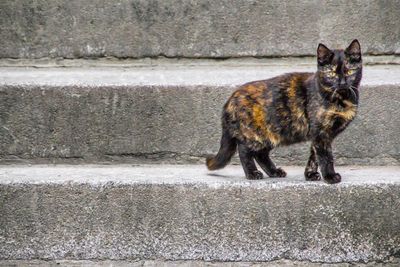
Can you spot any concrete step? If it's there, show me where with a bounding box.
[1,164,400,262]
[1,0,399,59]
[0,60,399,165]
[1,259,400,267]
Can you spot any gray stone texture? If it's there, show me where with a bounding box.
[1,259,400,267]
[1,0,400,59]
[0,64,399,165]
[1,165,400,262]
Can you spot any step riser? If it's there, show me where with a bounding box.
[1,0,399,59]
[1,181,399,262]
[0,84,399,165]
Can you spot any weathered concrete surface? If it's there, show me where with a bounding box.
[1,259,400,267]
[0,63,399,165]
[1,56,400,68]
[0,0,399,59]
[0,165,400,262]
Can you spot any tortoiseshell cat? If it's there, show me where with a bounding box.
[206,40,362,184]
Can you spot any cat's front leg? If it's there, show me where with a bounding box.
[313,140,341,184]
[304,145,321,181]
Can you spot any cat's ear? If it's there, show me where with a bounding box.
[317,43,333,65]
[345,39,361,62]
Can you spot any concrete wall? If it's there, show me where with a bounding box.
[0,83,399,165]
[1,0,399,59]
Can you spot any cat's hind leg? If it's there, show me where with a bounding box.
[238,143,263,180]
[304,145,321,181]
[254,147,286,178]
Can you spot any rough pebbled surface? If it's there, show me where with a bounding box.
[0,64,399,165]
[1,259,400,266]
[0,165,400,262]
[0,0,399,59]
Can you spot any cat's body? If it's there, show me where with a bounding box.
[206,40,362,184]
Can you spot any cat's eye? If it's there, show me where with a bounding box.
[320,66,337,78]
[325,71,336,78]
[345,69,357,75]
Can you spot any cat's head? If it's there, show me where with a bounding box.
[316,39,362,98]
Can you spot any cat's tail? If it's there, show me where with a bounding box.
[206,127,237,170]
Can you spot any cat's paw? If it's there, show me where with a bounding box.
[324,173,341,184]
[246,170,264,180]
[271,168,287,178]
[305,171,321,181]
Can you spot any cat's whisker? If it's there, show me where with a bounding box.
[349,86,358,101]
[350,89,356,101]
[331,87,338,101]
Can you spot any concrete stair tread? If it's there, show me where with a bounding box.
[1,63,400,87]
[1,164,400,186]
[1,164,400,262]
[1,59,399,165]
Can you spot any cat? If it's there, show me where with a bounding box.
[206,40,362,184]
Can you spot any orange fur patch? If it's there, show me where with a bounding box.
[318,100,357,128]
[252,105,281,146]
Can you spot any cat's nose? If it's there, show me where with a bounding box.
[339,79,346,88]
